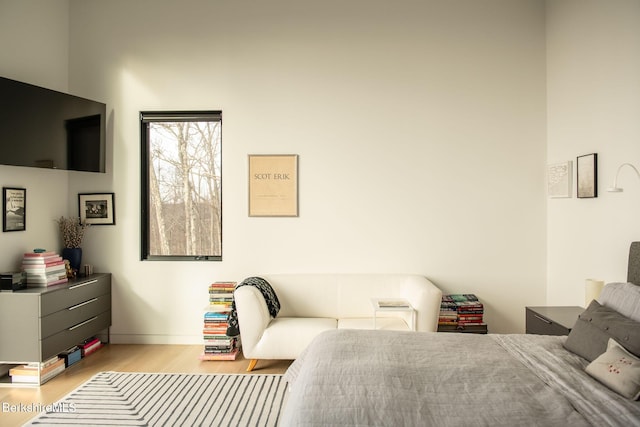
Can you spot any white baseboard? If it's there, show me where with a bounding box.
[110,334,203,345]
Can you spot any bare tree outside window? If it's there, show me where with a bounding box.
[141,111,222,260]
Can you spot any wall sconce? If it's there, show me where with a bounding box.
[607,163,640,192]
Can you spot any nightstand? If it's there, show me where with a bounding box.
[525,306,584,336]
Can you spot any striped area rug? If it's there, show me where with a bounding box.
[26,372,288,426]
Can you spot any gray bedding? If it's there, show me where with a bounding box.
[281,329,640,426]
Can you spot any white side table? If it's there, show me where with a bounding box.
[370,298,416,331]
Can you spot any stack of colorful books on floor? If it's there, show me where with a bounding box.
[439,294,486,327]
[8,337,103,384]
[21,251,68,287]
[59,345,82,368]
[8,355,65,384]
[201,281,239,361]
[80,336,103,357]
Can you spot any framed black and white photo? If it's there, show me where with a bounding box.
[577,153,598,198]
[79,192,115,225]
[3,187,26,232]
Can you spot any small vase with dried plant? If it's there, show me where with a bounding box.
[56,216,90,248]
[56,216,90,276]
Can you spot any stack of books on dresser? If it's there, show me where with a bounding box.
[439,294,486,329]
[21,251,68,287]
[200,281,239,361]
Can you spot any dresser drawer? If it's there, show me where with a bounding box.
[40,310,111,360]
[41,275,110,316]
[40,293,111,339]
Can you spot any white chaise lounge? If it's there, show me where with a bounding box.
[233,274,442,371]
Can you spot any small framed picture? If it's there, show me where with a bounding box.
[577,153,598,198]
[3,187,26,232]
[547,161,572,198]
[78,192,115,225]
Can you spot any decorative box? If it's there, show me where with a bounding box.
[0,272,25,291]
[60,346,82,367]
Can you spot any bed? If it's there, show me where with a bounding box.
[280,243,640,426]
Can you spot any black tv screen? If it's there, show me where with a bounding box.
[0,76,106,172]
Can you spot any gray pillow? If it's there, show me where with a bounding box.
[599,282,640,322]
[563,300,640,362]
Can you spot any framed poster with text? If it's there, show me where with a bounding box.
[3,187,26,232]
[248,154,298,217]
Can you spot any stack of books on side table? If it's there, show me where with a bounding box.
[438,294,487,334]
[200,281,240,361]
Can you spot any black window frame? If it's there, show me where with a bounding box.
[140,110,222,261]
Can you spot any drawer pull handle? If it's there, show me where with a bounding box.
[534,314,552,325]
[68,316,97,330]
[69,279,98,290]
[68,298,98,311]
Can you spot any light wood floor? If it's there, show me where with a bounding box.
[0,344,292,426]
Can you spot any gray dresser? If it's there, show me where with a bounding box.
[0,273,111,385]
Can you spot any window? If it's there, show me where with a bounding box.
[140,111,222,260]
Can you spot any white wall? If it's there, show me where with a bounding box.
[0,0,69,91]
[546,0,640,306]
[3,0,548,342]
[0,0,72,270]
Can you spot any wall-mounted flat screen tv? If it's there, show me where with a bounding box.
[0,76,106,172]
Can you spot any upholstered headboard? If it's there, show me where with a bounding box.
[627,241,640,285]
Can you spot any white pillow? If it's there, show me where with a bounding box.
[585,338,640,400]
[599,282,640,323]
